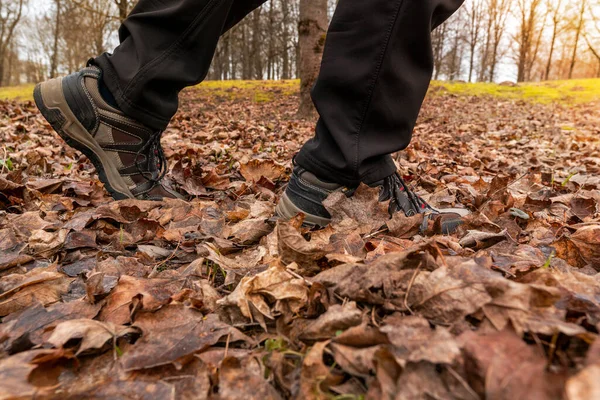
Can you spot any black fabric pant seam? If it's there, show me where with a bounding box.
[121,0,224,117]
[123,0,220,95]
[352,0,405,176]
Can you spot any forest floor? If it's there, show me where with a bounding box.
[0,79,599,399]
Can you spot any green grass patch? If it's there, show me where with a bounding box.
[0,84,35,102]
[0,78,598,105]
[191,79,299,102]
[430,78,600,105]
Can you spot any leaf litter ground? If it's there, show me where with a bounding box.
[0,82,600,399]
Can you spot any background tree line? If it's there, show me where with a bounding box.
[1,0,600,89]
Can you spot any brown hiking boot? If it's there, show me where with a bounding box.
[34,65,182,201]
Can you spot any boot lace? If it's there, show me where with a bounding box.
[380,173,437,217]
[134,131,168,184]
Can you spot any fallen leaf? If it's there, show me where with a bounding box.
[299,302,362,341]
[323,184,389,234]
[47,319,141,355]
[217,356,283,400]
[459,229,507,249]
[277,221,332,275]
[554,225,600,270]
[381,315,461,365]
[98,276,185,324]
[0,349,66,400]
[0,299,101,354]
[122,306,249,370]
[298,341,343,400]
[240,159,286,182]
[460,329,567,399]
[217,263,308,328]
[0,266,73,317]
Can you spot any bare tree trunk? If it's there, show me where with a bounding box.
[545,20,557,78]
[0,0,24,87]
[266,0,274,80]
[251,7,263,80]
[487,0,509,82]
[516,0,542,82]
[6,45,15,86]
[281,0,290,79]
[584,34,600,78]
[49,0,62,78]
[466,1,483,82]
[478,15,492,82]
[297,0,327,118]
[526,8,548,81]
[432,22,447,80]
[241,22,251,79]
[568,0,586,79]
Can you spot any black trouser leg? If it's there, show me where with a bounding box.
[94,0,267,130]
[295,0,464,186]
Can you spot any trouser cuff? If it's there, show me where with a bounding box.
[93,54,171,131]
[295,149,398,187]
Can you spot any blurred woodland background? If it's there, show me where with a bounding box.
[0,0,599,88]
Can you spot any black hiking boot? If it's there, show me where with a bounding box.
[276,166,469,234]
[276,165,352,227]
[34,64,182,201]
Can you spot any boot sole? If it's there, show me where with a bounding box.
[275,192,331,227]
[34,79,135,200]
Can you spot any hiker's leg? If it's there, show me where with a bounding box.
[94,0,267,131]
[295,0,465,187]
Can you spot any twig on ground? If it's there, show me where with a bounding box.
[446,366,480,400]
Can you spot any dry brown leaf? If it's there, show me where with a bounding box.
[217,356,283,400]
[227,218,274,245]
[386,212,425,238]
[59,378,176,400]
[47,319,141,355]
[407,264,493,324]
[122,305,250,370]
[97,276,185,325]
[459,229,507,249]
[554,225,600,270]
[240,159,286,183]
[0,266,73,317]
[297,341,344,400]
[323,184,389,233]
[0,349,66,400]
[0,299,102,354]
[277,221,332,276]
[299,302,363,341]
[381,315,461,365]
[460,329,567,399]
[217,263,308,327]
